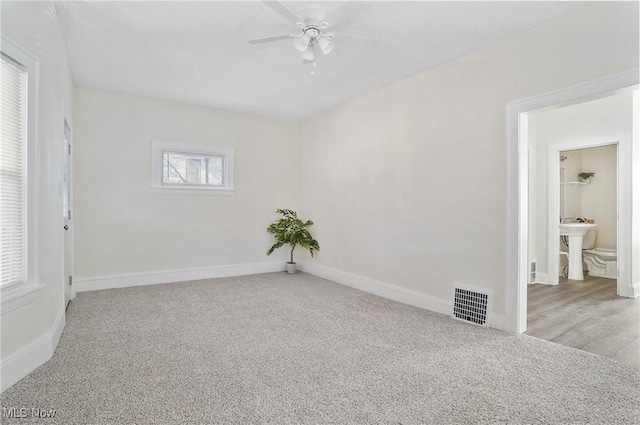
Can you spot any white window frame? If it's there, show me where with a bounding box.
[151,140,234,196]
[1,38,43,315]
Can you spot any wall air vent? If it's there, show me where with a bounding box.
[453,284,490,326]
[530,261,537,283]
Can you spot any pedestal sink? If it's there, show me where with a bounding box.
[559,223,598,280]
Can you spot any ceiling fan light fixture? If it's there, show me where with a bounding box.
[306,28,320,39]
[301,44,315,61]
[248,1,372,70]
[293,33,310,52]
[317,36,334,55]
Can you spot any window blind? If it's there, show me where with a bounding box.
[1,53,27,288]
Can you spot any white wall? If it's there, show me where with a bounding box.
[580,145,618,249]
[73,89,298,284]
[1,0,74,379]
[559,150,583,221]
[297,2,638,325]
[530,92,632,281]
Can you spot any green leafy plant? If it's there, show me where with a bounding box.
[266,209,319,264]
[579,172,595,180]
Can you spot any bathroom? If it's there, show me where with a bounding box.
[522,88,638,364]
[558,145,617,281]
[526,90,634,290]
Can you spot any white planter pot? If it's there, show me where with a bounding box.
[286,262,297,274]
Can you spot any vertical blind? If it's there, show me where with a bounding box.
[1,53,27,288]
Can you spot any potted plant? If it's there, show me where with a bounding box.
[578,172,594,183]
[266,209,320,273]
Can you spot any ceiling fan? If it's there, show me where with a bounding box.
[248,1,372,73]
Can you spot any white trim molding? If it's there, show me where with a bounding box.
[299,262,451,316]
[1,306,65,393]
[300,262,510,332]
[1,283,45,315]
[75,261,286,292]
[506,69,639,334]
[534,272,550,285]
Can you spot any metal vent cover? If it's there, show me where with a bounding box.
[530,261,537,283]
[453,285,490,326]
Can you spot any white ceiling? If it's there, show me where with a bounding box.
[55,1,584,122]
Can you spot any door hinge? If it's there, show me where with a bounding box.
[68,144,71,154]
[68,210,71,220]
[68,276,72,286]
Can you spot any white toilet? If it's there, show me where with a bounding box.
[582,229,617,279]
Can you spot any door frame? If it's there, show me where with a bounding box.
[62,114,75,304]
[546,138,630,297]
[506,69,639,334]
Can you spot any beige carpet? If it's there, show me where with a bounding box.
[2,272,639,424]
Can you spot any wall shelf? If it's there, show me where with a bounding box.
[561,181,590,185]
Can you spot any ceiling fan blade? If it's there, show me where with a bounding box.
[330,31,374,41]
[324,0,368,29]
[248,34,294,44]
[263,1,305,25]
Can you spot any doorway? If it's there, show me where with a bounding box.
[63,118,73,307]
[546,140,625,293]
[506,71,639,334]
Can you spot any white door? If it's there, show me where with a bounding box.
[63,119,73,307]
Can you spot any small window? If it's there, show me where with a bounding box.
[151,140,234,195]
[162,152,225,187]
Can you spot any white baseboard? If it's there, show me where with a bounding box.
[533,272,554,285]
[631,281,640,298]
[299,262,510,332]
[75,261,286,293]
[539,272,550,282]
[299,262,452,316]
[1,306,65,393]
[51,304,65,350]
[490,314,508,331]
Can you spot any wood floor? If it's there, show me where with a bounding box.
[526,275,640,367]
